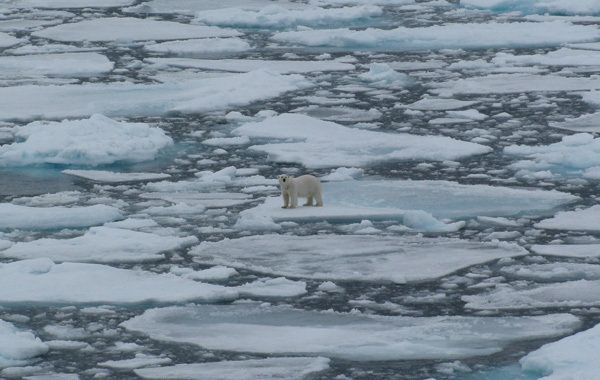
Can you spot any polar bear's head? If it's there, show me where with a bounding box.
[278,174,293,189]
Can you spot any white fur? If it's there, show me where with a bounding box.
[278,174,323,208]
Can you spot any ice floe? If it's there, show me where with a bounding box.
[124,0,305,15]
[0,32,22,48]
[0,203,122,230]
[98,354,172,370]
[134,357,331,380]
[551,112,600,133]
[272,21,600,50]
[532,244,600,258]
[122,304,580,360]
[505,133,600,179]
[144,38,250,56]
[62,170,170,183]
[191,234,526,283]
[500,263,600,282]
[194,4,382,28]
[358,63,412,88]
[535,205,600,231]
[463,279,600,310]
[0,53,113,79]
[0,258,236,305]
[146,58,355,74]
[6,0,135,8]
[405,97,479,111]
[32,17,240,42]
[0,71,310,121]
[493,48,600,67]
[520,322,600,380]
[462,0,600,15]
[0,320,48,368]
[1,226,197,263]
[232,113,491,168]
[0,114,173,166]
[139,191,252,209]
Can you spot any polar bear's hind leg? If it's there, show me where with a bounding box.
[304,195,314,206]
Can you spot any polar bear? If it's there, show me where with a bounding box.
[278,174,323,208]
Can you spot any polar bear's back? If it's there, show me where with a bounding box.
[293,174,321,196]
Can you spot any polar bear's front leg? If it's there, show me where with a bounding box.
[282,192,289,208]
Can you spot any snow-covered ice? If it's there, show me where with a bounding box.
[0,320,48,368]
[272,21,600,50]
[134,357,331,380]
[0,53,113,78]
[0,203,122,230]
[550,112,600,133]
[1,226,197,263]
[493,48,600,67]
[404,97,479,111]
[123,0,305,15]
[0,258,237,304]
[6,0,135,8]
[500,263,600,282]
[0,114,173,166]
[144,38,251,56]
[531,244,600,258]
[535,205,600,231]
[358,63,412,88]
[233,113,491,168]
[461,0,600,15]
[0,71,310,121]
[122,304,580,361]
[191,234,526,283]
[62,170,170,183]
[32,17,240,42]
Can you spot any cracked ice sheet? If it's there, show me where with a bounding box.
[0,320,48,368]
[121,304,580,361]
[194,4,383,28]
[463,279,600,310]
[272,21,600,51]
[432,73,600,96]
[0,115,173,167]
[0,226,198,263]
[0,204,122,230]
[535,205,600,231]
[0,71,310,121]
[191,235,526,284]
[0,32,23,48]
[134,357,330,380]
[550,112,600,133]
[232,114,491,168]
[146,58,355,74]
[520,322,600,380]
[0,53,113,79]
[0,258,237,305]
[238,180,577,226]
[32,17,240,42]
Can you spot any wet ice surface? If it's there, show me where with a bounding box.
[2,1,600,379]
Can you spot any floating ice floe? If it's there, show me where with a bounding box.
[404,97,479,111]
[237,277,307,298]
[432,73,600,96]
[0,32,22,48]
[520,322,600,380]
[0,320,48,368]
[358,63,412,88]
[144,38,251,56]
[463,279,600,310]
[62,170,170,183]
[0,226,198,263]
[550,112,600,133]
[6,0,136,8]
[134,357,331,380]
[531,244,600,258]
[235,180,577,229]
[500,263,600,282]
[0,203,122,230]
[0,53,113,79]
[292,105,382,122]
[272,21,600,50]
[121,304,580,361]
[232,113,491,168]
[0,115,173,166]
[124,0,305,15]
[493,48,600,67]
[0,70,310,121]
[32,17,240,42]
[461,0,600,16]
[535,205,600,231]
[0,258,237,305]
[98,354,172,370]
[191,234,526,283]
[139,192,252,208]
[194,4,382,28]
[146,58,355,74]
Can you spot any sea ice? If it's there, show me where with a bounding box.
[6,0,135,8]
[232,113,491,168]
[531,244,600,258]
[121,304,580,360]
[237,277,307,298]
[32,17,240,42]
[0,32,22,48]
[0,203,122,230]
[358,63,412,88]
[98,354,172,370]
[462,0,600,15]
[0,53,113,79]
[520,322,600,380]
[550,113,600,133]
[144,38,251,56]
[62,170,170,183]
[0,70,310,121]
[139,191,252,208]
[0,320,48,368]
[500,263,600,282]
[194,4,382,28]
[0,114,173,166]
[493,48,600,67]
[134,357,331,380]
[146,58,355,74]
[535,205,600,231]
[0,258,237,304]
[404,98,479,111]
[272,21,600,50]
[1,226,197,263]
[124,0,305,15]
[191,234,526,283]
[463,279,600,310]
